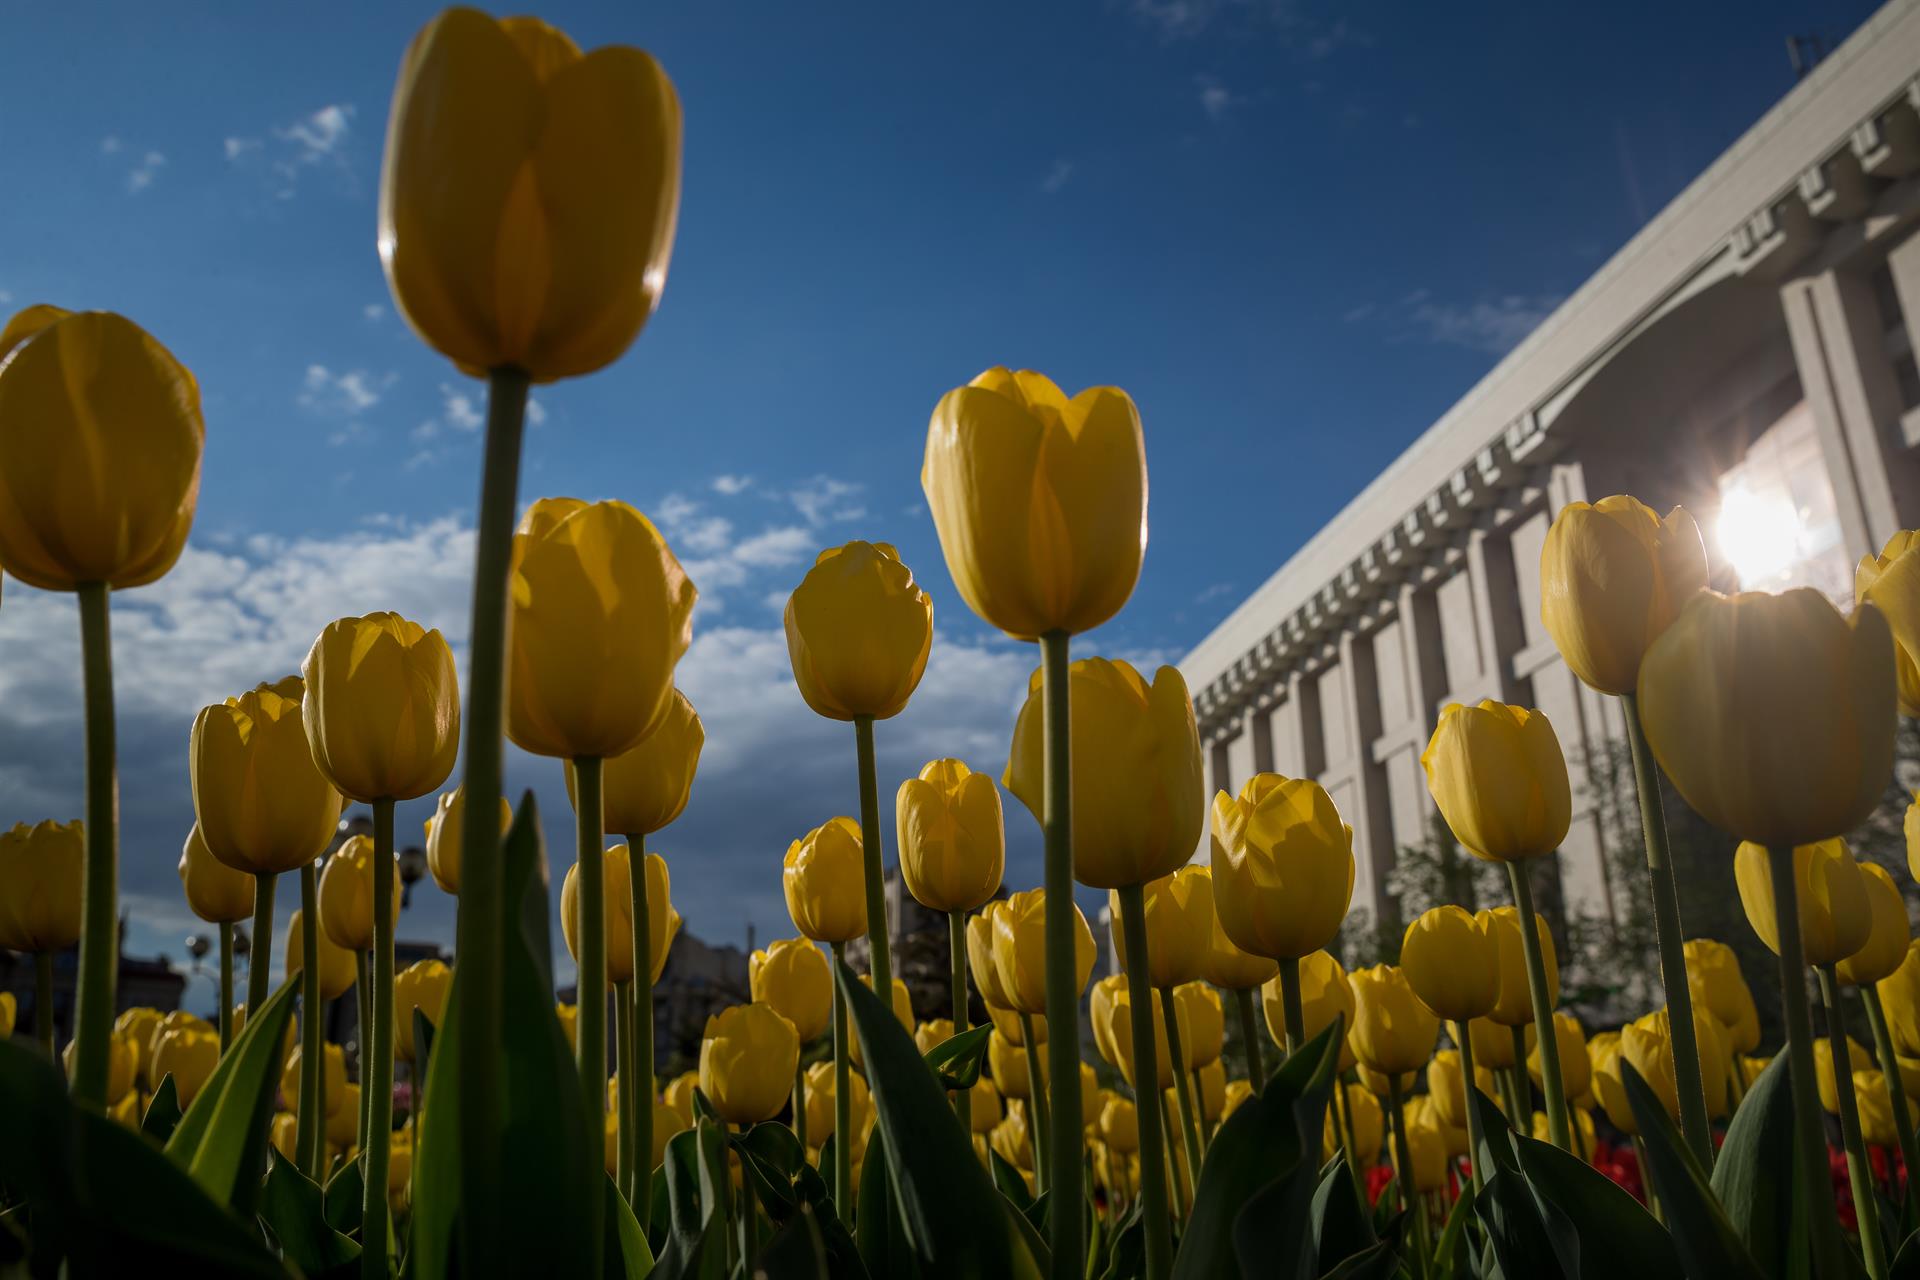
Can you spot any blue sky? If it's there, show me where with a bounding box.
[0,0,1879,1012]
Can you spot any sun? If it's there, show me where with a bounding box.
[1714,487,1803,588]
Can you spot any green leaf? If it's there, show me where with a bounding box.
[1621,1057,1765,1280]
[856,1125,920,1278]
[1309,1155,1378,1271]
[663,1128,707,1246]
[604,1171,654,1279]
[1097,1203,1147,1280]
[1003,1189,1053,1275]
[735,1119,806,1178]
[407,794,600,1280]
[991,1151,1035,1213]
[1891,1229,1920,1280]
[792,1160,871,1279]
[648,1211,726,1280]
[413,1005,435,1085]
[1713,1056,1808,1280]
[141,1073,182,1144]
[756,1202,830,1280]
[1320,1238,1400,1280]
[1431,1179,1477,1278]
[163,973,299,1210]
[324,1156,364,1236]
[1463,1083,1561,1278]
[836,958,1033,1276]
[1513,1132,1681,1276]
[920,1023,992,1090]
[261,1148,361,1275]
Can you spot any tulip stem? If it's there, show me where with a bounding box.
[1631,1135,1661,1220]
[1159,1093,1188,1214]
[1862,986,1920,1218]
[949,909,972,1134]
[739,1123,759,1265]
[1190,1070,1210,1155]
[1038,630,1086,1274]
[1019,1011,1052,1193]
[628,830,655,1228]
[1235,987,1266,1091]
[793,1060,808,1151]
[1159,987,1205,1185]
[1769,844,1849,1280]
[298,862,323,1181]
[614,978,633,1202]
[453,365,531,1258]
[1820,968,1887,1279]
[35,952,53,1056]
[247,872,277,1032]
[1496,1064,1523,1132]
[1115,882,1172,1280]
[574,757,609,1129]
[1504,862,1569,1151]
[1277,956,1305,1055]
[362,798,396,1280]
[355,949,371,1152]
[1386,1076,1419,1273]
[1336,1076,1365,1201]
[218,923,235,1053]
[831,940,852,1211]
[70,580,117,1111]
[1509,1028,1533,1120]
[1619,693,1714,1169]
[1453,1022,1485,1195]
[851,717,892,1004]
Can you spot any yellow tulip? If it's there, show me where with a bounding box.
[915,1019,955,1054]
[0,306,202,590]
[328,1084,361,1151]
[191,677,345,875]
[575,688,703,839]
[783,817,867,943]
[1469,1015,1533,1069]
[989,1028,1047,1099]
[1879,941,1920,1057]
[1815,1035,1875,1112]
[968,903,1015,1009]
[970,1077,1004,1133]
[1098,1091,1139,1153]
[1857,530,1920,716]
[281,1042,347,1117]
[1426,1049,1495,1132]
[1734,838,1872,968]
[387,1131,413,1212]
[115,1008,163,1089]
[1854,1069,1902,1147]
[151,1025,220,1107]
[0,820,83,952]
[802,1059,870,1140]
[749,938,832,1044]
[896,759,1004,914]
[506,496,696,759]
[1908,797,1920,885]
[784,542,933,721]
[1211,775,1354,959]
[1838,862,1911,987]
[563,844,679,985]
[1173,982,1224,1068]
[1622,1007,1728,1121]
[394,959,452,1060]
[1530,1106,1597,1163]
[1090,977,1187,1092]
[556,1001,578,1050]
[1349,965,1440,1077]
[64,1033,137,1105]
[699,1003,799,1125]
[1265,950,1356,1066]
[1108,866,1211,989]
[922,367,1146,640]
[850,974,913,1070]
[1638,588,1895,847]
[318,834,401,952]
[286,907,356,1002]
[178,822,254,925]
[1405,1111,1451,1192]
[991,1103,1034,1171]
[0,993,13,1040]
[1479,907,1558,1027]
[1400,905,1499,1022]
[1089,974,1125,1067]
[1538,496,1708,695]
[1525,1011,1590,1101]
[1191,865,1278,989]
[1682,939,1760,1055]
[1220,1079,1254,1124]
[1004,658,1202,890]
[378,9,681,381]
[988,1002,1045,1047]
[423,785,514,895]
[1421,702,1571,863]
[663,1070,698,1127]
[650,1097,688,1170]
[1323,1084,1383,1165]
[991,887,1096,1016]
[1588,1031,1635,1135]
[272,1113,299,1163]
[301,612,459,803]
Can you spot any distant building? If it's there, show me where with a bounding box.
[0,918,186,1047]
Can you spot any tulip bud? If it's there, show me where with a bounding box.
[272,1113,300,1164]
[1539,496,1708,695]
[1479,906,1558,1027]
[423,785,514,896]
[1182,1057,1227,1123]
[328,1083,361,1151]
[282,1042,348,1117]
[577,688,703,839]
[1421,701,1572,863]
[379,10,682,381]
[1349,964,1440,1077]
[1526,1011,1591,1101]
[1622,1006,1728,1122]
[1098,1091,1139,1153]
[1682,938,1761,1054]
[987,1001,1046,1047]
[1815,1035,1876,1113]
[152,1024,220,1107]
[922,367,1147,640]
[896,758,1004,914]
[650,1097,688,1171]
[1588,1031,1635,1135]
[178,823,254,925]
[749,938,832,1044]
[192,677,345,875]
[849,974,913,1070]
[1405,1111,1451,1192]
[991,888,1096,1016]
[0,307,203,590]
[1191,865,1278,990]
[970,1077,1005,1133]
[1838,862,1911,987]
[1468,1015,1533,1070]
[115,1008,164,1089]
[1221,1079,1254,1124]
[988,1027,1047,1099]
[1264,950,1356,1068]
[1426,1049,1493,1132]
[663,1071,699,1127]
[286,907,357,1002]
[1853,1069,1902,1147]
[803,1059,870,1141]
[1108,867,1211,989]
[1400,905,1499,1022]
[1090,975,1187,1092]
[1638,588,1895,847]
[302,612,460,803]
[1879,941,1920,1058]
[990,1103,1034,1171]
[915,1019,955,1055]
[394,958,452,1060]
[319,834,401,952]
[1173,982,1225,1069]
[1322,1085,1383,1165]
[699,1002,799,1126]
[1734,838,1872,968]
[0,820,83,953]
[64,1033,137,1105]
[1857,530,1920,716]
[783,817,867,944]
[563,844,679,985]
[784,542,933,721]
[1211,776,1354,960]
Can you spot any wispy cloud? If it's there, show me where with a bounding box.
[299,366,393,443]
[788,475,866,526]
[223,136,261,162]
[713,474,754,496]
[100,136,122,155]
[226,103,355,198]
[277,104,352,163]
[1041,159,1075,195]
[1196,74,1238,121]
[126,150,167,194]
[363,303,385,322]
[1125,0,1370,59]
[1348,289,1564,356]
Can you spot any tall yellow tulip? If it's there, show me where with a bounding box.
[784,541,933,722]
[750,939,832,1044]
[1421,702,1571,863]
[152,1024,220,1108]
[1622,1008,1728,1123]
[1191,862,1279,1085]
[1092,978,1188,1093]
[1349,965,1440,1078]
[562,844,679,986]
[319,835,401,953]
[1538,496,1707,696]
[1174,982,1224,1068]
[1108,868,1210,991]
[783,818,868,944]
[1209,777,1355,962]
[178,822,253,926]
[192,677,344,878]
[1479,907,1559,1027]
[699,1003,799,1126]
[896,759,1004,914]
[302,612,460,804]
[992,889,1096,1016]
[1401,906,1498,1024]
[422,786,513,896]
[395,959,452,1062]
[577,687,703,840]
[1857,530,1920,716]
[1734,838,1872,968]
[286,908,355,1002]
[0,820,82,1054]
[1838,862,1910,988]
[1683,939,1760,1054]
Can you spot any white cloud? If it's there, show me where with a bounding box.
[363,303,385,322]
[100,136,123,155]
[224,136,261,162]
[1041,159,1074,195]
[788,476,865,526]
[1196,75,1237,121]
[713,474,753,496]
[126,151,167,194]
[229,103,356,197]
[298,365,391,421]
[0,290,12,306]
[277,104,353,164]
[1394,290,1564,355]
[439,382,483,432]
[526,398,548,427]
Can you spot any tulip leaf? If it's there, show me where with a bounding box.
[1711,1055,1806,1278]
[991,1150,1034,1212]
[738,1141,800,1222]
[1431,1178,1477,1278]
[856,1125,920,1278]
[413,1006,436,1084]
[835,958,1033,1276]
[1891,1229,1920,1280]
[1319,1238,1400,1280]
[1172,1014,1341,1280]
[407,793,600,1280]
[755,1201,830,1280]
[141,1073,183,1144]
[1512,1131,1682,1277]
[604,1171,655,1280]
[1003,1188,1054,1275]
[690,1084,722,1127]
[664,1127,707,1244]
[920,1024,992,1090]
[734,1119,806,1180]
[1310,1155,1380,1272]
[324,1156,363,1235]
[1096,1202,1146,1280]
[1621,1059,1765,1280]
[163,973,299,1211]
[647,1211,726,1280]
[1465,1088,1559,1279]
[261,1148,361,1275]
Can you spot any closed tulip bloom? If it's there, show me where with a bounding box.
[146,1011,213,1081]
[783,817,867,943]
[1539,496,1708,695]
[328,1084,361,1151]
[1858,531,1920,716]
[1854,1070,1902,1147]
[1838,862,1910,987]
[192,677,344,875]
[699,1002,799,1125]
[1108,866,1211,989]
[178,822,254,925]
[1265,950,1357,1067]
[1470,1016,1534,1069]
[1099,1092,1139,1153]
[1174,982,1225,1068]
[663,1071,698,1127]
[1682,938,1761,1054]
[1404,1113,1451,1193]
[1638,589,1896,847]
[650,1098,687,1170]
[378,10,681,381]
[1588,1031,1636,1135]
[575,688,703,838]
[1815,1035,1876,1113]
[992,887,1096,1016]
[555,1001,578,1050]
[115,1008,164,1089]
[850,974,913,1070]
[915,1019,955,1054]
[922,367,1147,640]
[319,834,401,952]
[1211,775,1355,960]
[286,908,356,1002]
[896,758,1004,913]
[803,1060,870,1140]
[152,1025,220,1107]
[749,938,832,1043]
[64,1033,137,1106]
[1734,838,1872,968]
[1092,978,1188,1092]
[508,497,695,761]
[0,306,203,590]
[1480,907,1559,1027]
[394,959,452,1059]
[1192,866,1278,989]
[784,542,933,721]
[1401,905,1499,1022]
[1526,1011,1591,1100]
[1191,1057,1227,1122]
[1089,974,1125,1067]
[282,1043,347,1117]
[991,1105,1034,1171]
[0,993,13,1041]
[302,612,459,802]
[1427,1050,1474,1132]
[989,1028,1047,1099]
[563,844,679,985]
[1004,658,1202,890]
[272,1114,300,1164]
[1623,1007,1729,1121]
[968,903,1016,1009]
[1221,1079,1254,1124]
[0,820,83,952]
[1879,941,1920,1057]
[1422,702,1571,862]
[1322,1086,1384,1165]
[1349,965,1441,1077]
[423,785,513,895]
[970,1077,1005,1133]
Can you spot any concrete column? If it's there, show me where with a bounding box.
[1464,527,1526,706]
[1249,701,1275,775]
[1335,631,1397,923]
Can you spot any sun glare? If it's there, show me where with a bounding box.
[1715,487,1803,588]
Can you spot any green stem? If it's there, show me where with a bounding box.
[831,940,852,1211]
[1159,987,1205,1184]
[35,952,53,1056]
[1621,693,1714,1168]
[1862,986,1920,1218]
[1020,1011,1051,1194]
[851,717,892,1002]
[1505,862,1569,1150]
[574,757,607,1142]
[1336,1076,1364,1200]
[1387,1077,1420,1274]
[1115,882,1172,1279]
[1496,1063,1523,1131]
[1769,844,1848,1280]
[1038,629,1085,1273]
[1631,1134,1661,1221]
[453,366,530,1264]
[1509,1027,1533,1121]
[356,949,371,1153]
[793,1060,808,1151]
[218,923,234,1053]
[299,862,323,1180]
[614,978,633,1203]
[1821,968,1886,1279]
[1159,1093,1188,1214]
[1454,1021,1485,1195]
[950,909,972,1134]
[1235,987,1265,1090]
[246,873,277,1030]
[1277,956,1304,1054]
[362,798,396,1280]
[740,1123,759,1265]
[1190,1070,1210,1154]
[70,580,116,1110]
[628,830,655,1229]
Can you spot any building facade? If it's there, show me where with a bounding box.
[1180,0,1920,933]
